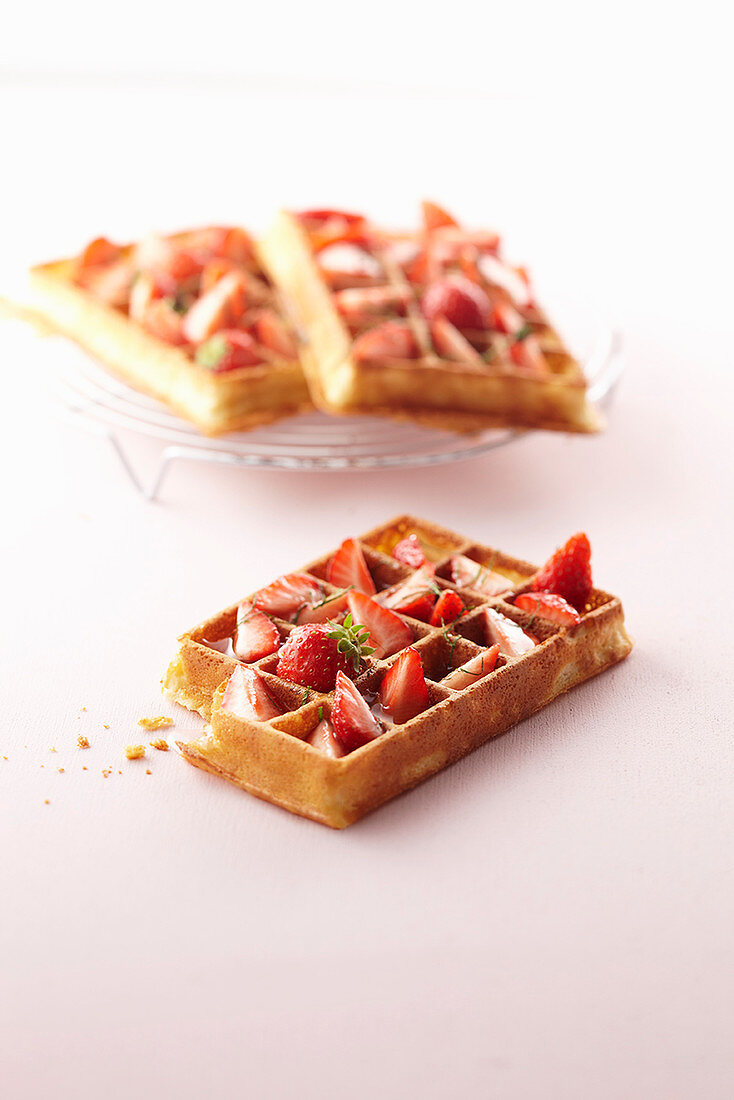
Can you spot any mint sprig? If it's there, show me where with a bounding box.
[326,612,375,672]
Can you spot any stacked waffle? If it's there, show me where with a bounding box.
[20,204,601,435]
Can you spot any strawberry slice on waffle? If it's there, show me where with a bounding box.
[379,647,430,725]
[220,666,282,721]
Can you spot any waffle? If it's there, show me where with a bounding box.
[20,227,311,435]
[164,516,632,828]
[258,204,602,434]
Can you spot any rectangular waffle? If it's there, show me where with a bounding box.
[259,204,602,434]
[164,516,632,828]
[21,227,311,435]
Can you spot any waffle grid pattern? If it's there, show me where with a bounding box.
[306,218,573,378]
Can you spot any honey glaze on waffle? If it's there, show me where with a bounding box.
[164,516,632,828]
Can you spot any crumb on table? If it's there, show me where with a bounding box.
[149,738,169,752]
[77,736,90,749]
[137,716,174,731]
[103,724,109,730]
[146,769,152,775]
[57,768,64,774]
[125,745,146,760]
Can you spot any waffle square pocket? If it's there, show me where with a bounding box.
[164,516,632,828]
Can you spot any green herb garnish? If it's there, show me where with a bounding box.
[514,323,533,343]
[195,334,229,370]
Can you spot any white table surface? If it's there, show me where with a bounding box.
[1,68,732,1100]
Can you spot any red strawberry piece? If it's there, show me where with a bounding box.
[333,285,412,322]
[214,226,255,265]
[478,253,532,307]
[482,608,536,658]
[233,601,281,662]
[181,270,249,343]
[78,260,135,307]
[316,242,381,279]
[220,665,282,722]
[253,573,325,622]
[443,643,500,690]
[327,538,376,595]
[421,276,491,331]
[78,236,122,269]
[449,554,511,597]
[379,647,430,725]
[331,670,383,752]
[346,591,413,659]
[378,565,437,622]
[140,298,187,346]
[510,333,547,373]
[422,201,459,232]
[195,330,263,371]
[531,533,593,611]
[488,299,524,335]
[429,589,465,627]
[253,309,298,358]
[297,209,366,227]
[513,592,581,626]
[392,534,426,569]
[352,320,420,362]
[276,616,373,693]
[430,317,484,363]
[199,259,235,295]
[306,716,346,758]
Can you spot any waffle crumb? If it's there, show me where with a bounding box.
[82,766,87,770]
[125,744,145,760]
[137,716,173,731]
[49,747,57,753]
[149,738,169,752]
[103,724,110,730]
[77,736,90,749]
[81,706,87,712]
[146,768,152,775]
[57,768,65,774]
[44,799,50,804]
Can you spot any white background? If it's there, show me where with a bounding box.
[1,4,733,1098]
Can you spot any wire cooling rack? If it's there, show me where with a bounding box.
[53,327,623,501]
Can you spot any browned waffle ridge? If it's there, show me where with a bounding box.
[164,516,632,828]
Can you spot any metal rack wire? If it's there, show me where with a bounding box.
[53,328,623,501]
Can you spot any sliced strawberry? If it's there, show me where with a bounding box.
[220,665,282,722]
[195,330,263,371]
[253,573,326,623]
[377,565,437,622]
[199,259,235,296]
[276,619,371,692]
[331,670,383,752]
[327,538,376,595]
[253,309,298,358]
[392,534,426,569]
[513,592,581,626]
[429,589,465,627]
[421,276,491,330]
[233,601,280,662]
[422,201,459,232]
[215,226,255,265]
[352,320,420,362]
[449,554,511,597]
[298,209,366,226]
[139,298,186,345]
[531,533,593,610]
[295,591,350,625]
[489,300,524,335]
[78,237,121,269]
[306,716,346,759]
[430,317,484,363]
[404,248,430,285]
[443,643,500,690]
[510,333,547,373]
[78,260,134,308]
[482,608,536,658]
[478,253,532,308]
[379,647,430,725]
[346,591,413,659]
[316,243,381,280]
[333,285,412,323]
[181,270,248,343]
